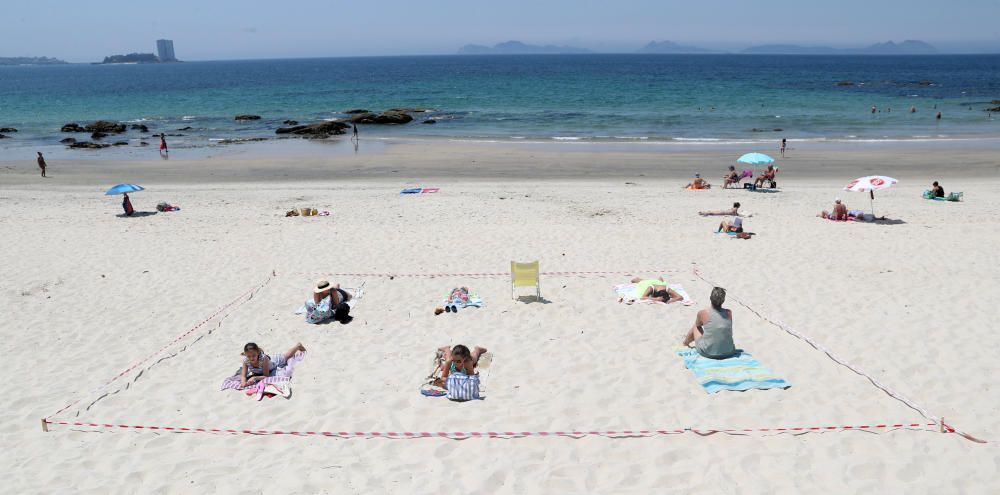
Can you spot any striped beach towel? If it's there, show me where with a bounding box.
[221,351,306,392]
[676,348,789,393]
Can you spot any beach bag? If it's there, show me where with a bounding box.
[922,190,935,199]
[446,372,480,401]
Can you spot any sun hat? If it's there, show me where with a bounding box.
[314,279,332,294]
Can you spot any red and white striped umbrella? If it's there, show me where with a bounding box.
[844,176,898,215]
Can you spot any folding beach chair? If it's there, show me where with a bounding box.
[511,261,540,300]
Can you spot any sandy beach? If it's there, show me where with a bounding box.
[3,139,998,493]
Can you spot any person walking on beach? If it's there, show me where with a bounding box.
[36,152,47,177]
[780,138,787,158]
[936,112,942,120]
[352,124,359,140]
[871,105,877,115]
[159,133,168,153]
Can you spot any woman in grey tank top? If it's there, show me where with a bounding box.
[682,287,736,359]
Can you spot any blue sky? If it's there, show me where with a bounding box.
[4,0,999,61]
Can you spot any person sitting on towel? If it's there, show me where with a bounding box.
[122,193,134,216]
[685,173,711,190]
[305,279,353,324]
[931,181,945,198]
[818,198,849,220]
[717,216,743,233]
[682,287,736,359]
[627,277,683,303]
[700,202,741,217]
[239,341,306,389]
[433,344,487,389]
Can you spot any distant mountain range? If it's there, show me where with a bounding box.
[636,41,717,54]
[0,56,68,66]
[742,40,937,55]
[458,39,939,56]
[458,41,591,55]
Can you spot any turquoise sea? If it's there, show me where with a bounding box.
[1,54,999,153]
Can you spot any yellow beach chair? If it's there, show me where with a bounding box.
[511,261,540,300]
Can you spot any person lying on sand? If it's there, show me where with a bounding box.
[717,216,743,233]
[685,173,711,190]
[818,198,849,220]
[624,276,682,304]
[433,344,488,388]
[682,287,736,359]
[847,210,886,222]
[700,202,741,217]
[239,342,306,389]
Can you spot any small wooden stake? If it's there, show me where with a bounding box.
[939,417,945,433]
[41,418,49,432]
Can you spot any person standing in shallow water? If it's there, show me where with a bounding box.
[36,152,47,177]
[352,124,359,140]
[159,133,168,153]
[780,138,786,158]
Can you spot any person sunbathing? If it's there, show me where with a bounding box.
[818,198,849,220]
[682,287,736,359]
[433,344,488,388]
[722,166,740,188]
[685,173,711,190]
[625,276,682,303]
[717,216,743,233]
[305,279,353,324]
[239,342,306,389]
[700,202,741,216]
[754,165,776,187]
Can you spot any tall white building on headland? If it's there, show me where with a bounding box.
[156,39,177,62]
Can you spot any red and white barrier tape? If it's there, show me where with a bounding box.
[294,269,680,279]
[692,267,987,444]
[47,274,275,419]
[42,419,942,439]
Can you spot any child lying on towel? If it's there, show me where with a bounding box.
[239,342,306,389]
[431,344,487,389]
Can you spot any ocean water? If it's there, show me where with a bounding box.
[1,54,999,153]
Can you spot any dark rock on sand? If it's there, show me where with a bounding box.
[139,141,149,146]
[0,127,16,132]
[69,141,111,149]
[0,134,7,139]
[85,120,126,133]
[282,120,299,125]
[275,121,350,137]
[343,109,370,114]
[218,137,270,144]
[91,131,108,140]
[60,137,77,144]
[422,119,437,124]
[61,123,85,132]
[130,124,149,132]
[836,81,854,86]
[387,107,435,113]
[113,141,129,146]
[350,111,413,125]
[235,114,261,121]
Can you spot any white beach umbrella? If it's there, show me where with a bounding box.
[844,175,898,215]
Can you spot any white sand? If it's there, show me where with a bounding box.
[3,141,998,493]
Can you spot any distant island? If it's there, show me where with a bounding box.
[636,41,716,54]
[743,40,937,55]
[100,53,160,64]
[0,56,68,66]
[458,41,591,55]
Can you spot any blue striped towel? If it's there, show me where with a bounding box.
[677,348,790,393]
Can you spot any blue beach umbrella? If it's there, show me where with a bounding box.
[736,153,775,165]
[105,183,145,195]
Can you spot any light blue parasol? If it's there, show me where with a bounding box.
[105,183,145,195]
[736,153,775,165]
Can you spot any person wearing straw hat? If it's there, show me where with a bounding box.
[304,279,353,324]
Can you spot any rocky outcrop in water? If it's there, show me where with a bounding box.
[350,111,413,125]
[0,134,7,139]
[422,119,437,124]
[60,137,76,144]
[130,124,149,132]
[69,141,110,149]
[282,120,299,125]
[62,123,85,132]
[235,114,261,121]
[0,127,16,132]
[177,126,193,131]
[386,107,435,113]
[275,121,350,137]
[836,81,854,86]
[91,132,108,140]
[85,121,126,133]
[344,109,370,114]
[113,141,129,146]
